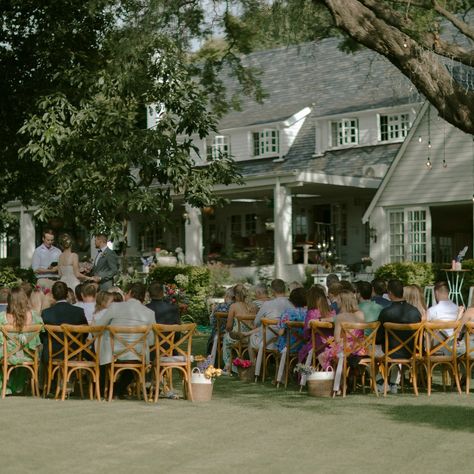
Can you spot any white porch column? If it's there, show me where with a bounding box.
[184,204,203,265]
[274,180,293,279]
[20,208,35,269]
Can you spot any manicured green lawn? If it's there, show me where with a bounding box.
[1,336,474,473]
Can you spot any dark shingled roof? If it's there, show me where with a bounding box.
[219,39,420,130]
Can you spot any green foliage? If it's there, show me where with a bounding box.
[374,262,435,287]
[207,262,233,297]
[0,267,22,288]
[147,265,212,325]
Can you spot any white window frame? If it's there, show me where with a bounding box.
[330,118,359,147]
[388,207,431,263]
[252,129,280,157]
[378,113,410,142]
[206,135,230,160]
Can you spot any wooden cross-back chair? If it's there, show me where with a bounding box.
[107,325,151,402]
[276,321,305,388]
[460,321,474,394]
[260,318,281,383]
[382,322,424,396]
[1,324,43,398]
[340,321,380,397]
[230,314,255,360]
[152,323,196,402]
[60,324,105,401]
[423,321,462,396]
[43,325,66,398]
[214,312,228,368]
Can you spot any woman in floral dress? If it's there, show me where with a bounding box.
[318,289,365,370]
[0,286,43,395]
[298,285,335,363]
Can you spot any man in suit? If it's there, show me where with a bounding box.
[94,282,155,397]
[91,234,119,291]
[41,281,88,362]
[146,281,181,325]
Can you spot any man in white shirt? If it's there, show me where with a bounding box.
[427,281,459,335]
[31,229,62,289]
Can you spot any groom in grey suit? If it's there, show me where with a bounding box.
[91,234,119,291]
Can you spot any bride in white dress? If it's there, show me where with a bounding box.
[58,234,90,290]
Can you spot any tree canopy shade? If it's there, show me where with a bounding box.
[3,0,256,234]
[236,0,474,135]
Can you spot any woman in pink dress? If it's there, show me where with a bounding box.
[318,289,365,370]
[298,286,335,363]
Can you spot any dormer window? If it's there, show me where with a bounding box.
[253,129,279,157]
[207,135,230,160]
[379,113,410,142]
[331,118,359,147]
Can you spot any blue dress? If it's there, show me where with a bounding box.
[277,307,307,352]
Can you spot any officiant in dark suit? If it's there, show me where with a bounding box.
[91,234,119,291]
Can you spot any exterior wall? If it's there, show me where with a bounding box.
[368,206,390,268]
[377,111,473,207]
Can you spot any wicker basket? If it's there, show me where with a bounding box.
[307,370,334,397]
[238,365,255,383]
[191,382,213,402]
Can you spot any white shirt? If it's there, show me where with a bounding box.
[75,301,96,324]
[427,299,459,336]
[31,244,62,279]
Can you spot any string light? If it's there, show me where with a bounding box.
[418,136,422,143]
[426,157,432,169]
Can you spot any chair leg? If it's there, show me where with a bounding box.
[108,367,114,402]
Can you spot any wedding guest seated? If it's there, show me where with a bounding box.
[376,279,421,393]
[427,281,459,334]
[326,273,340,289]
[247,279,292,363]
[371,278,391,308]
[222,284,256,374]
[92,291,114,324]
[75,282,97,324]
[110,291,124,303]
[0,286,43,395]
[327,282,343,313]
[340,280,355,293]
[318,289,365,369]
[252,283,271,310]
[288,281,303,292]
[404,284,427,321]
[356,281,383,334]
[41,281,88,362]
[299,285,335,363]
[74,283,83,303]
[67,288,76,305]
[93,282,155,398]
[0,287,9,313]
[206,287,234,355]
[277,287,307,352]
[146,281,181,325]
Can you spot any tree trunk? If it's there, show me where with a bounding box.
[317,0,474,135]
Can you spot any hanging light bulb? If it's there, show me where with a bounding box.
[428,141,432,149]
[442,159,447,168]
[426,157,432,169]
[418,136,422,143]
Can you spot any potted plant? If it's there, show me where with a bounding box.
[155,248,177,266]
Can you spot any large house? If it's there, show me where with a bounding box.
[9,39,425,280]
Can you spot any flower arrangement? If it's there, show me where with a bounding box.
[361,256,373,267]
[79,257,93,276]
[196,355,222,379]
[232,357,252,369]
[293,363,317,376]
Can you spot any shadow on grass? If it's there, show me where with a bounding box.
[379,404,474,432]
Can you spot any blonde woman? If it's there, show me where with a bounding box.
[58,233,90,291]
[91,291,114,324]
[222,284,256,374]
[403,285,427,320]
[0,287,42,395]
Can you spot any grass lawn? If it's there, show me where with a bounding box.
[1,336,474,473]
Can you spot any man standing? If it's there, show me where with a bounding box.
[376,279,421,393]
[94,282,155,398]
[31,229,62,289]
[146,281,180,325]
[427,281,459,336]
[91,234,119,291]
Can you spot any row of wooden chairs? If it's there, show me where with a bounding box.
[1,323,196,402]
[239,318,474,398]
